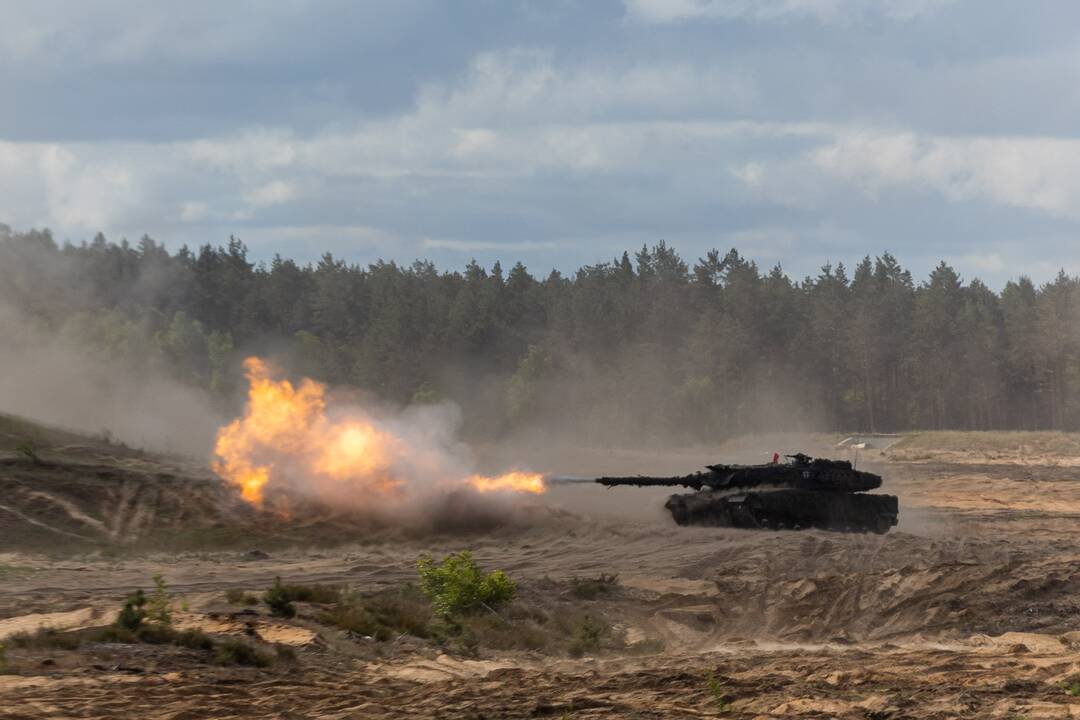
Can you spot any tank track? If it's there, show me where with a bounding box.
[665,488,899,534]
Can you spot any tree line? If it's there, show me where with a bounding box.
[1,223,1077,444]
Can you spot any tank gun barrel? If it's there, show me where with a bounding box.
[544,475,599,485]
[595,474,708,491]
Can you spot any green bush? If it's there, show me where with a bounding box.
[15,440,40,464]
[416,551,516,617]
[117,589,148,630]
[568,615,609,657]
[262,578,339,617]
[146,574,172,625]
[215,638,271,667]
[264,577,296,618]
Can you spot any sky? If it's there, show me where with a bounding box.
[3,0,1079,286]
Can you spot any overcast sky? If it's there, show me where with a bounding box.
[3,0,1079,285]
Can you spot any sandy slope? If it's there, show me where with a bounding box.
[4,432,1080,718]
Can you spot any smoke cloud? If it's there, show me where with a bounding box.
[0,303,224,456]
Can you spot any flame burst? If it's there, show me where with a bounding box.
[467,471,546,494]
[212,357,544,507]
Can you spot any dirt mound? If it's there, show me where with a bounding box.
[0,414,252,550]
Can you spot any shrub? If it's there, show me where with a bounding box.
[708,674,731,713]
[568,615,609,657]
[225,588,260,606]
[279,582,340,604]
[134,624,176,644]
[9,628,81,650]
[458,613,548,652]
[215,638,272,667]
[264,577,296,618]
[416,551,516,617]
[15,440,40,464]
[173,629,215,651]
[320,586,432,642]
[87,624,215,653]
[569,573,619,600]
[146,574,172,626]
[117,589,148,630]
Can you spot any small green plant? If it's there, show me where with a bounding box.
[708,673,730,713]
[15,440,40,464]
[568,615,609,657]
[215,638,272,667]
[416,551,516,617]
[1064,682,1080,697]
[116,589,148,631]
[569,573,619,600]
[264,577,296,618]
[146,574,172,625]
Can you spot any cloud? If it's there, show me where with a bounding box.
[180,201,208,222]
[0,1,350,65]
[2,32,1079,288]
[808,130,1080,219]
[422,238,562,252]
[244,180,296,208]
[0,142,140,232]
[623,0,956,24]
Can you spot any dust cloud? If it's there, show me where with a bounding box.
[0,304,224,457]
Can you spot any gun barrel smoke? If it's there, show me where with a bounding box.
[544,475,599,485]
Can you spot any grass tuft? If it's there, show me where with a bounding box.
[225,588,260,606]
[9,628,81,651]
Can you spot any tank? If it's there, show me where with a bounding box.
[596,453,899,534]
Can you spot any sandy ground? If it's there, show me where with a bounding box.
[4,435,1080,718]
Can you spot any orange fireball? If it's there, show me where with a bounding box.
[467,471,546,494]
[212,357,546,507]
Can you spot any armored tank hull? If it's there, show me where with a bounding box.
[596,453,900,534]
[665,488,899,534]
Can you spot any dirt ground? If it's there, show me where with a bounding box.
[4,425,1080,718]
